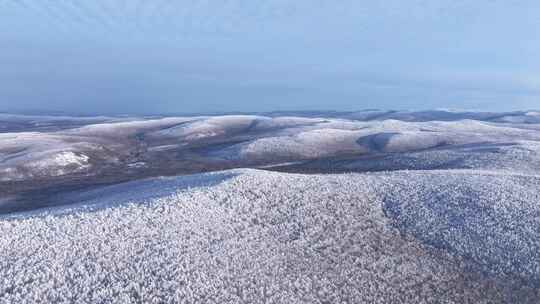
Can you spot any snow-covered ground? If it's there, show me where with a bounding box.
[1,110,540,302]
[2,110,540,184]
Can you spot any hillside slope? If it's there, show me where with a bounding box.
[1,169,539,303]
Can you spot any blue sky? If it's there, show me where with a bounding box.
[0,0,538,114]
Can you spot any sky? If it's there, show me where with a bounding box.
[0,0,539,114]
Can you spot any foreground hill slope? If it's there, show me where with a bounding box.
[1,168,539,303]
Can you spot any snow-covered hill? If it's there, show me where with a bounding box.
[1,110,540,302]
[2,110,540,187]
[1,169,539,303]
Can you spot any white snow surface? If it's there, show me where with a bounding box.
[68,117,196,137]
[221,129,368,160]
[24,151,91,177]
[0,133,99,181]
[152,116,258,140]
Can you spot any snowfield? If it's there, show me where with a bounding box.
[1,110,540,303]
